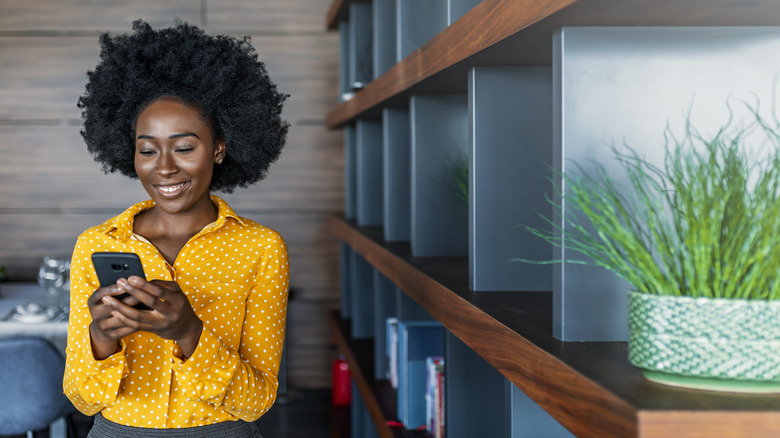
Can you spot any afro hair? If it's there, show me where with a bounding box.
[78,19,289,193]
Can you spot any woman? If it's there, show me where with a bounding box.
[64,20,289,437]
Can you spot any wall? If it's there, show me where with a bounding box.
[0,0,343,388]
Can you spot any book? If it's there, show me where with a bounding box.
[386,317,399,389]
[425,356,445,437]
[397,320,444,429]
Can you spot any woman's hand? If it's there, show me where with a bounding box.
[87,285,140,360]
[103,276,203,359]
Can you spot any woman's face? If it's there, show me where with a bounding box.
[134,97,225,217]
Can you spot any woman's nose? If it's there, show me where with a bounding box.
[155,152,179,176]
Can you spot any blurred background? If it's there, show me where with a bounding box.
[0,0,344,390]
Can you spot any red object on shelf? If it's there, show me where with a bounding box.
[332,355,352,406]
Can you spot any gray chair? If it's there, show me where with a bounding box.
[0,336,76,438]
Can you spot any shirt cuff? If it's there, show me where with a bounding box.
[76,339,128,405]
[173,326,239,405]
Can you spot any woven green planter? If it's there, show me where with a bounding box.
[628,291,780,393]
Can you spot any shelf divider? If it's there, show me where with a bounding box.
[468,66,553,291]
[356,119,384,226]
[410,95,468,257]
[382,107,411,242]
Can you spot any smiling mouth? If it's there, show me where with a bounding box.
[154,181,190,196]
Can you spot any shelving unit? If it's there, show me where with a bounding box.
[330,216,780,437]
[326,1,780,437]
[325,0,780,126]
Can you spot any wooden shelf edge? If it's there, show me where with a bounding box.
[328,214,638,437]
[637,411,780,438]
[326,0,577,128]
[325,0,353,30]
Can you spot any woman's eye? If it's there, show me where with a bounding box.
[138,150,155,156]
[176,146,194,153]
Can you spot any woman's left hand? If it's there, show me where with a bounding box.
[107,276,203,359]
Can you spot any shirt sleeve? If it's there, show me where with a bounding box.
[63,231,130,415]
[173,231,290,421]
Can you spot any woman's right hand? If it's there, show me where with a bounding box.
[87,284,139,360]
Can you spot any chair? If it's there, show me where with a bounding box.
[0,336,76,438]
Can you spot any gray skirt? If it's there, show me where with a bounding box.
[87,413,262,438]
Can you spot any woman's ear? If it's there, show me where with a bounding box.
[214,140,226,164]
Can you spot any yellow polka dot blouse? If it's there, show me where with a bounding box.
[63,196,290,427]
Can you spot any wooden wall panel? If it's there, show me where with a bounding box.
[0,0,202,31]
[222,126,344,211]
[285,299,340,387]
[0,37,97,120]
[0,34,340,123]
[248,34,340,123]
[0,125,342,211]
[206,0,330,33]
[0,213,116,279]
[0,125,147,209]
[0,0,340,388]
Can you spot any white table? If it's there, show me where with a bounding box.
[0,283,68,353]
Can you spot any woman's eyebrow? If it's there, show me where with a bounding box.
[169,132,200,139]
[136,132,201,140]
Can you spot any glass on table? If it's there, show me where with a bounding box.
[36,256,71,318]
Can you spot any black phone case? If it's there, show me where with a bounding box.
[91,252,150,310]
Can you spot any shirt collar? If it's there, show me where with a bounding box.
[100,195,246,242]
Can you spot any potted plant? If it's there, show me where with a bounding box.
[526,107,780,392]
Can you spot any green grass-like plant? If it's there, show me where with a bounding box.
[444,150,469,203]
[525,109,780,300]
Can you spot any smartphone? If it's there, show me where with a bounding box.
[91,252,150,310]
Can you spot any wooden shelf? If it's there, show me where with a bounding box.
[328,310,431,438]
[325,0,347,30]
[325,0,780,127]
[329,213,780,438]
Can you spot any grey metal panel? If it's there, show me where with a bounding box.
[507,384,574,438]
[348,3,373,89]
[338,20,350,101]
[446,331,506,438]
[349,251,375,339]
[340,242,352,319]
[344,123,357,220]
[410,95,469,257]
[350,383,362,436]
[553,26,780,341]
[374,270,398,380]
[356,119,384,226]
[397,290,434,321]
[383,107,411,242]
[397,0,447,61]
[373,0,397,78]
[351,383,379,438]
[469,67,553,292]
[447,0,481,25]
